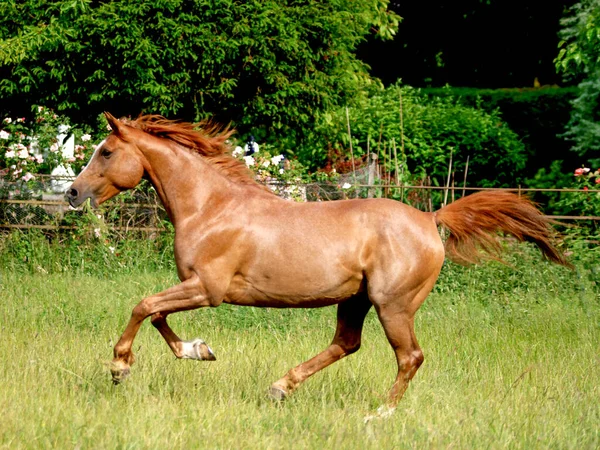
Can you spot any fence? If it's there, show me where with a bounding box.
[0,175,599,233]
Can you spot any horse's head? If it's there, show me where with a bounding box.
[66,112,145,208]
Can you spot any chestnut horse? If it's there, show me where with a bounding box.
[67,113,569,410]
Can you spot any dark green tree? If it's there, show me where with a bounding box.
[0,0,399,143]
[556,0,600,162]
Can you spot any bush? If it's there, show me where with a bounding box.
[0,107,102,182]
[422,86,581,180]
[308,84,528,188]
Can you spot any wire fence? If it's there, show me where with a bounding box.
[0,175,598,233]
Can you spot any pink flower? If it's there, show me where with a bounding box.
[574,167,591,176]
[22,172,34,182]
[595,178,600,185]
[583,186,589,191]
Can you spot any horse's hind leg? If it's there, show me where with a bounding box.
[150,312,216,361]
[269,294,372,400]
[371,280,436,412]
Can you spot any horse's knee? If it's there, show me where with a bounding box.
[398,349,424,376]
[150,312,166,327]
[132,299,152,320]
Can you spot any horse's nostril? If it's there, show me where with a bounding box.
[68,188,78,199]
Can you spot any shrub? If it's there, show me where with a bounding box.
[422,86,580,180]
[309,84,528,188]
[0,107,101,183]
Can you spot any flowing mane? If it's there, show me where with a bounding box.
[126,114,269,191]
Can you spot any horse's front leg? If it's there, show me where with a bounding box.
[111,276,219,384]
[150,312,216,361]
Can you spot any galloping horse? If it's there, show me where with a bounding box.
[67,113,569,410]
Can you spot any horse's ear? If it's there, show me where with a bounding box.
[104,112,125,136]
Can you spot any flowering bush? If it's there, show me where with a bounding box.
[0,107,99,182]
[550,165,600,223]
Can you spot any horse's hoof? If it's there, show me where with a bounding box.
[110,364,131,385]
[182,338,216,361]
[268,385,287,402]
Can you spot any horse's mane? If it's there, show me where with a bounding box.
[126,115,270,192]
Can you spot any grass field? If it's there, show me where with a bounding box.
[1,243,599,449]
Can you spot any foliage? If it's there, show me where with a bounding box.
[0,0,400,149]
[556,0,600,158]
[555,165,600,218]
[422,87,581,179]
[312,84,528,188]
[0,106,101,182]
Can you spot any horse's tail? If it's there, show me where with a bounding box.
[433,191,571,267]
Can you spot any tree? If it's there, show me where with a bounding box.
[0,0,400,145]
[556,0,600,160]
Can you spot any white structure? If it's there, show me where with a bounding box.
[50,130,75,193]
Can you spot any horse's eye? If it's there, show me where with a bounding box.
[101,148,113,159]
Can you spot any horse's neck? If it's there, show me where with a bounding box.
[142,145,235,227]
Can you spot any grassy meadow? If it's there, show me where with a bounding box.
[0,234,599,449]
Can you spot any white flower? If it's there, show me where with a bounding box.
[81,134,91,142]
[271,154,284,165]
[50,143,59,153]
[37,106,44,113]
[94,228,101,238]
[244,142,259,154]
[0,130,9,139]
[17,148,29,159]
[262,160,271,168]
[243,155,255,167]
[232,146,244,157]
[342,183,352,190]
[22,172,34,182]
[58,124,70,133]
[108,246,115,254]
[279,168,284,174]
[3,118,11,124]
[35,155,44,163]
[16,118,25,123]
[5,150,15,158]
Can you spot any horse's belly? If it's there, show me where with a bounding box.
[223,272,364,308]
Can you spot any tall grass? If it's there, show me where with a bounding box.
[0,231,598,449]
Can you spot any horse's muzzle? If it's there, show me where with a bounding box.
[65,187,82,208]
[65,186,96,208]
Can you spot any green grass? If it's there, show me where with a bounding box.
[0,244,599,449]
